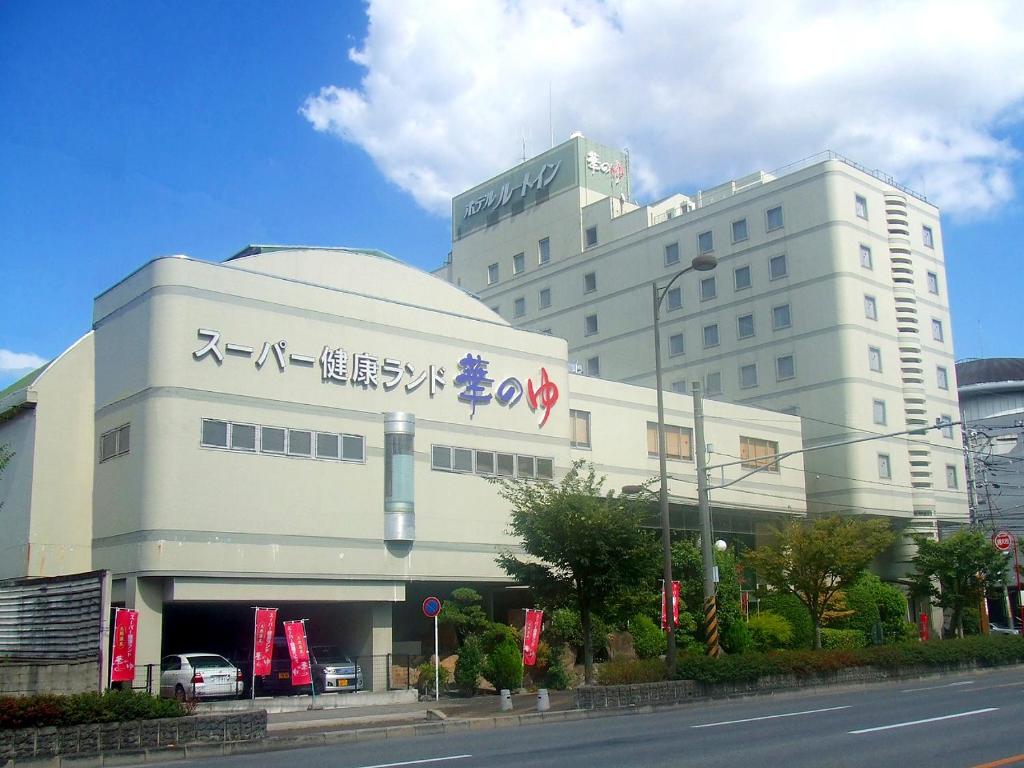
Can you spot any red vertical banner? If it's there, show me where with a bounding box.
[252,607,277,676]
[522,609,544,666]
[283,620,312,686]
[919,612,930,642]
[661,581,681,630]
[110,608,139,684]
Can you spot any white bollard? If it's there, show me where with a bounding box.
[499,688,513,711]
[536,688,550,712]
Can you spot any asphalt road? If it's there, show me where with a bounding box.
[186,669,1024,768]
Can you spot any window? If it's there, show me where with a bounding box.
[538,237,551,264]
[231,423,256,452]
[868,346,883,372]
[539,288,551,309]
[703,323,720,348]
[705,371,722,395]
[517,455,536,479]
[670,333,685,357]
[769,253,788,280]
[734,265,751,291]
[740,363,758,389]
[922,225,934,248]
[776,355,795,381]
[584,226,598,248]
[586,356,600,377]
[931,318,944,342]
[878,453,892,480]
[664,242,680,266]
[206,420,362,463]
[700,276,717,300]
[766,205,784,232]
[937,366,949,390]
[261,426,286,454]
[740,436,779,472]
[698,230,714,255]
[671,381,687,393]
[431,445,472,472]
[316,432,339,459]
[732,218,748,243]
[288,429,312,456]
[487,263,499,284]
[475,450,495,474]
[537,458,554,480]
[855,194,868,219]
[860,245,873,269]
[496,453,515,476]
[584,271,597,293]
[864,295,878,321]
[940,415,954,439]
[647,421,693,460]
[453,447,473,472]
[570,409,591,448]
[737,313,755,339]
[201,419,228,448]
[512,252,525,275]
[342,435,364,461]
[873,399,887,426]
[772,304,791,330]
[666,286,682,311]
[926,271,939,295]
[513,297,526,318]
[584,313,598,336]
[945,464,958,489]
[99,424,131,461]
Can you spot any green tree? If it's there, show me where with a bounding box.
[671,538,749,653]
[439,587,490,644]
[743,516,894,649]
[910,529,1007,638]
[494,461,659,684]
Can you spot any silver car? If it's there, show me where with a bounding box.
[310,645,363,693]
[988,622,1020,636]
[160,653,242,700]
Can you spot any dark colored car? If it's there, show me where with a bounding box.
[248,638,362,695]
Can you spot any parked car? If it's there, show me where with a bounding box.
[160,653,242,700]
[988,622,1020,636]
[311,645,363,693]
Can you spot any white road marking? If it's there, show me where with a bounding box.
[354,756,472,768]
[691,705,851,728]
[901,680,975,693]
[849,707,997,734]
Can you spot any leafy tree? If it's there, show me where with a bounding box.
[481,637,523,692]
[838,571,913,643]
[672,538,749,653]
[453,634,483,695]
[910,529,1007,638]
[494,461,659,684]
[743,516,894,649]
[439,587,490,644]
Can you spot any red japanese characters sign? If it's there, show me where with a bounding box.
[110,608,139,684]
[522,609,544,666]
[283,620,312,686]
[252,607,277,677]
[661,581,681,630]
[994,531,1014,552]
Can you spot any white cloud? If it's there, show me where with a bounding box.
[302,0,1024,219]
[0,349,48,379]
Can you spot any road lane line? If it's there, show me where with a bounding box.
[849,708,997,734]
[354,756,472,768]
[901,680,975,693]
[691,705,851,728]
[972,754,1024,767]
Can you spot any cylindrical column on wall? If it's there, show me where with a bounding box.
[383,412,415,542]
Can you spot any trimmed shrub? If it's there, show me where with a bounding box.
[820,628,868,650]
[747,612,794,652]
[630,614,666,659]
[0,690,183,729]
[720,616,752,654]
[480,622,520,654]
[482,638,524,692]
[416,661,451,696]
[597,657,669,685]
[760,593,814,649]
[454,635,484,695]
[544,654,570,690]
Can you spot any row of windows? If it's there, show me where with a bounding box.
[871,399,955,438]
[875,453,958,488]
[431,444,554,480]
[489,237,552,285]
[201,419,366,462]
[99,424,131,463]
[854,193,936,250]
[665,206,784,268]
[859,243,941,296]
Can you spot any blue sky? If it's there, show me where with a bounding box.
[2,1,1022,387]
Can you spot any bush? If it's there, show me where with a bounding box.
[454,635,484,695]
[747,612,794,652]
[416,661,451,696]
[839,572,913,643]
[0,690,183,729]
[544,654,570,690]
[837,576,880,637]
[760,593,814,649]
[482,638,524,692]
[542,608,608,660]
[820,628,867,650]
[720,616,751,654]
[630,614,666,659]
[480,622,520,654]
[597,657,669,685]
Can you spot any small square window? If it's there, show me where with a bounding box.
[584,271,597,293]
[927,271,939,295]
[584,314,598,336]
[772,304,791,330]
[453,447,473,472]
[698,230,714,255]
[288,429,312,457]
[664,242,680,266]
[316,432,340,459]
[703,323,720,348]
[475,450,495,474]
[873,399,887,426]
[769,253,788,280]
[766,205,784,232]
[878,453,892,480]
[539,288,551,309]
[740,363,758,389]
[513,297,526,318]
[261,426,286,454]
[487,263,499,285]
[670,333,685,357]
[705,371,722,395]
[538,237,551,264]
[868,346,883,372]
[734,265,751,291]
[737,313,755,339]
[855,194,868,220]
[700,276,716,301]
[570,409,591,448]
[932,319,944,342]
[585,226,598,248]
[342,434,364,461]
[202,419,228,448]
[586,356,600,377]
[513,252,525,275]
[860,245,873,269]
[732,218,748,243]
[432,445,452,470]
[666,286,682,311]
[945,464,958,489]
[517,455,536,478]
[671,380,687,393]
[864,295,878,321]
[936,366,949,390]
[537,457,554,480]
[496,453,515,477]
[230,423,256,451]
[939,416,954,439]
[922,225,934,248]
[776,355,795,381]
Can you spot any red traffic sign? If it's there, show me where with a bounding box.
[993,531,1014,552]
[422,596,442,618]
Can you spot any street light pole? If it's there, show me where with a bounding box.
[652,254,717,675]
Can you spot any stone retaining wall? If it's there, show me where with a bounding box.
[0,662,99,698]
[0,711,267,762]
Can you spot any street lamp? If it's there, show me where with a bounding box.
[652,253,717,673]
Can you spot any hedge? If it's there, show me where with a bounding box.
[0,689,184,730]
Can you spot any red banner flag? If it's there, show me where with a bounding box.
[283,620,312,686]
[660,581,681,630]
[110,608,139,684]
[252,607,277,677]
[522,609,544,666]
